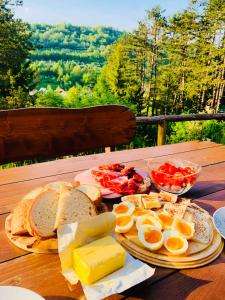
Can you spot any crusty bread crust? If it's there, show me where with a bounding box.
[28,189,59,238]
[11,201,32,235]
[76,184,102,206]
[55,185,97,229]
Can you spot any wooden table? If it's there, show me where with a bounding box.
[0,141,224,300]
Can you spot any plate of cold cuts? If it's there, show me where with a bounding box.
[75,163,151,199]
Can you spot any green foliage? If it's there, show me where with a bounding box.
[101,0,225,115]
[0,0,34,103]
[30,24,123,90]
[35,89,64,107]
[169,120,225,145]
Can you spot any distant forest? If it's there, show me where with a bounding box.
[30,24,123,90]
[0,0,224,149]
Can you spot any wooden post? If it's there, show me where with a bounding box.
[157,120,166,146]
[105,147,111,153]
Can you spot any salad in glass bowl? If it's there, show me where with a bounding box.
[147,158,201,195]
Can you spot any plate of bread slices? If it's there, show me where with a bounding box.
[5,181,107,253]
[114,191,224,269]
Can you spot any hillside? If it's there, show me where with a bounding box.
[30,24,124,90]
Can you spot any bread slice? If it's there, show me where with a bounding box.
[22,187,44,201]
[55,185,97,229]
[28,189,59,238]
[11,187,44,235]
[11,200,33,235]
[76,184,102,206]
[45,181,73,193]
[184,206,211,244]
[163,201,189,219]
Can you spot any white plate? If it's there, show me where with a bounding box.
[213,207,225,239]
[75,168,149,199]
[0,286,44,300]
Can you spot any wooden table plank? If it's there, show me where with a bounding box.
[121,190,225,300]
[0,254,82,300]
[1,160,224,215]
[0,141,224,300]
[1,189,224,300]
[0,141,220,185]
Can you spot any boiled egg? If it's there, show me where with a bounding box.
[136,215,162,230]
[158,211,174,230]
[138,226,163,251]
[112,201,135,216]
[172,218,195,240]
[131,207,150,221]
[115,214,134,233]
[163,230,188,255]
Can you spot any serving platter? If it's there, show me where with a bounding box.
[116,206,223,269]
[75,167,149,199]
[5,202,108,253]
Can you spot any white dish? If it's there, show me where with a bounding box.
[0,286,44,300]
[75,168,149,199]
[213,207,225,239]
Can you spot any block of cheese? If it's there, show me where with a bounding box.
[141,193,161,209]
[73,236,126,285]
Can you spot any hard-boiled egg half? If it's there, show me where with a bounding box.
[172,218,195,240]
[112,201,135,216]
[132,207,150,221]
[115,214,134,233]
[138,226,163,251]
[136,214,162,230]
[163,230,188,255]
[158,211,174,230]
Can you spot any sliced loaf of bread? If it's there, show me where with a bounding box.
[28,189,59,238]
[11,201,32,235]
[76,184,102,206]
[54,185,97,229]
[45,181,73,193]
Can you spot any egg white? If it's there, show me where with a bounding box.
[112,201,135,216]
[158,211,174,230]
[138,226,163,251]
[163,230,188,255]
[131,208,150,221]
[115,214,134,233]
[136,215,162,230]
[172,218,195,240]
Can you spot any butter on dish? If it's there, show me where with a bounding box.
[73,236,126,285]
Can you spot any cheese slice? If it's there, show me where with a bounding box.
[141,193,161,209]
[73,236,126,285]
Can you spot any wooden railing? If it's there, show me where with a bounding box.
[136,113,225,146]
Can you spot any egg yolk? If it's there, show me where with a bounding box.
[116,216,131,226]
[159,214,173,226]
[144,230,162,244]
[133,208,148,217]
[142,219,155,225]
[176,221,192,236]
[115,204,129,214]
[166,237,184,250]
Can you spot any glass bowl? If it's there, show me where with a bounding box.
[146,158,201,196]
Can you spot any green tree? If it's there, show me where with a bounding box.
[0,0,35,107]
[35,89,64,107]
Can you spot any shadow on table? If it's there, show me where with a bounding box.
[187,180,225,199]
[121,272,211,300]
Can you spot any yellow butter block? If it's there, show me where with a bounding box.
[73,236,126,285]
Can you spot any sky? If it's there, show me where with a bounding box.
[15,0,190,31]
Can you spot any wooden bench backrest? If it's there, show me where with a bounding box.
[0,105,136,164]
